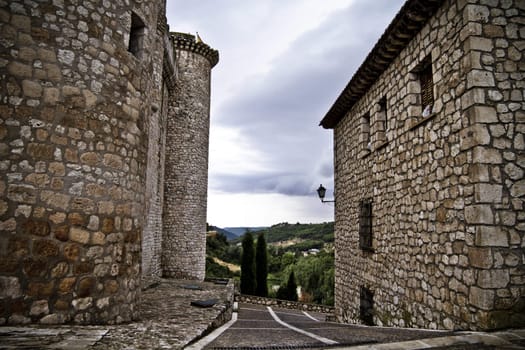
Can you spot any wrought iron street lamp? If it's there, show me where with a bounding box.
[317,184,335,203]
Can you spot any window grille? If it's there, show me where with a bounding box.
[359,200,373,250]
[360,286,374,326]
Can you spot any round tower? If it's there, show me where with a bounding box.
[162,33,218,280]
[0,0,168,324]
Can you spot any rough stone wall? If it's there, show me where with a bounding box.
[141,10,174,288]
[142,81,168,287]
[0,0,168,324]
[162,33,218,280]
[333,0,524,331]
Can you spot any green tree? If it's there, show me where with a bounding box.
[277,270,298,301]
[240,231,256,295]
[291,251,335,305]
[286,270,298,301]
[255,232,268,297]
[281,251,296,267]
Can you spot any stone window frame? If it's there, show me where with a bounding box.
[359,286,375,326]
[415,55,434,117]
[408,54,438,130]
[358,199,373,251]
[372,96,388,150]
[359,112,371,157]
[128,12,147,59]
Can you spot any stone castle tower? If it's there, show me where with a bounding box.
[162,33,219,280]
[0,0,217,325]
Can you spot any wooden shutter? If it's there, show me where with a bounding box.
[420,64,434,108]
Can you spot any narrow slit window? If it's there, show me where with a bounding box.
[419,57,434,116]
[379,97,387,133]
[359,200,373,251]
[363,112,371,151]
[128,12,146,58]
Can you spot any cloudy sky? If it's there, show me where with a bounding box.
[166,0,405,228]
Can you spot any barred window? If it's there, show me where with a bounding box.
[360,286,374,326]
[359,200,373,251]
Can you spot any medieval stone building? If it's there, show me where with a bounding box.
[0,0,217,324]
[321,0,523,331]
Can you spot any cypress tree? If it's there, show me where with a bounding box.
[286,270,298,301]
[255,232,268,297]
[240,231,256,295]
[277,270,299,301]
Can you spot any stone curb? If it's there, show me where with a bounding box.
[329,329,525,349]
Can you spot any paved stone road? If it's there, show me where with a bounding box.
[1,289,524,350]
[0,279,233,350]
[200,303,525,350]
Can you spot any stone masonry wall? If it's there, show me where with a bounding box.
[333,0,524,331]
[142,81,168,288]
[0,0,168,324]
[162,33,218,280]
[141,12,174,288]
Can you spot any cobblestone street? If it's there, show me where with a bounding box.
[197,303,525,349]
[1,288,525,350]
[0,279,233,349]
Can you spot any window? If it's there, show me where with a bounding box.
[378,97,387,132]
[418,56,433,117]
[376,97,387,146]
[362,112,371,152]
[360,286,374,326]
[359,200,373,251]
[128,12,146,58]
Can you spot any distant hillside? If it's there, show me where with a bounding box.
[223,227,267,237]
[208,225,238,241]
[230,222,334,253]
[262,222,334,244]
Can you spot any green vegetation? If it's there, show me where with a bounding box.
[205,222,335,306]
[240,231,256,295]
[255,232,268,297]
[247,222,333,244]
[295,251,334,305]
[205,231,240,278]
[276,270,298,301]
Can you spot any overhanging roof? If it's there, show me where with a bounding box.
[320,0,445,129]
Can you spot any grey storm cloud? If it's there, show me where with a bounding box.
[208,0,404,196]
[169,0,404,198]
[211,173,316,197]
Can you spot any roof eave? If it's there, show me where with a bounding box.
[320,0,445,129]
